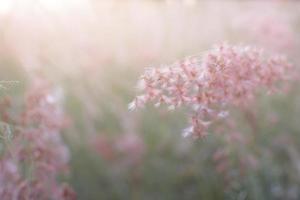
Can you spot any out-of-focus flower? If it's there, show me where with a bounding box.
[0,78,75,200]
[234,3,297,53]
[115,133,145,167]
[91,134,115,161]
[130,44,292,137]
[91,132,145,168]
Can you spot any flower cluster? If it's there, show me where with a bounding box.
[234,3,296,54]
[0,79,75,200]
[130,44,292,137]
[91,133,145,168]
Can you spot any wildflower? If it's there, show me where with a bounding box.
[130,44,292,137]
[115,133,145,167]
[91,133,145,168]
[0,78,75,200]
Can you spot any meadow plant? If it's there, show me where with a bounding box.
[0,1,299,199]
[0,79,75,200]
[91,132,145,168]
[235,4,296,54]
[130,44,292,138]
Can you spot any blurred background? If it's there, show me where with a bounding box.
[1,0,300,199]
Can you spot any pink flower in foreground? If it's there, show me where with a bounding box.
[130,44,292,138]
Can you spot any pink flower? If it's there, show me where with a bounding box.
[115,133,145,167]
[0,78,75,200]
[91,135,115,161]
[91,133,145,168]
[235,5,296,53]
[130,44,292,137]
